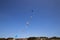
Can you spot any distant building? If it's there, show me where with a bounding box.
[27,37,48,40]
[49,37,60,40]
[15,38,27,40]
[0,37,60,40]
[7,38,14,40]
[27,37,38,40]
[40,37,48,40]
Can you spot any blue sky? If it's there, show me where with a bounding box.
[0,0,60,38]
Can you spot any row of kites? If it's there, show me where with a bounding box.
[15,8,39,38]
[26,9,34,27]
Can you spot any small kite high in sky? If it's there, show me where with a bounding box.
[26,21,30,26]
[30,16,32,19]
[15,35,18,38]
[32,10,34,12]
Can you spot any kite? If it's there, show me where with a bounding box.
[26,21,30,26]
[32,10,34,12]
